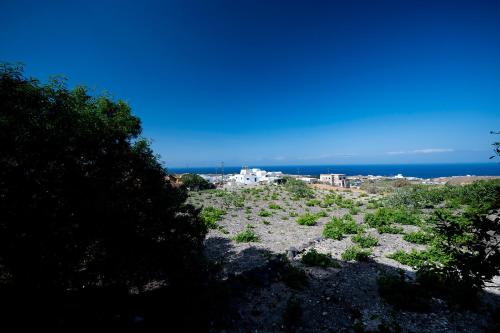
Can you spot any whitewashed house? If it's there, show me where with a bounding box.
[229,167,283,185]
[319,173,350,188]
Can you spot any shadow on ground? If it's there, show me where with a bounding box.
[1,237,499,332]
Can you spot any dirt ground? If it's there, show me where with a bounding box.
[187,185,500,333]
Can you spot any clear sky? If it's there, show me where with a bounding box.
[1,0,499,167]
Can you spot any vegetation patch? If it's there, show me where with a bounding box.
[258,209,273,217]
[323,214,362,240]
[352,233,379,248]
[234,227,259,243]
[403,230,433,244]
[301,249,340,268]
[200,207,226,229]
[268,203,281,210]
[341,246,371,261]
[378,271,431,312]
[296,213,319,226]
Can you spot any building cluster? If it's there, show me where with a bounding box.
[228,167,284,185]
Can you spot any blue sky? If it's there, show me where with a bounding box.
[1,0,499,167]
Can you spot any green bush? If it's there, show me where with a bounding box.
[200,207,226,229]
[269,203,281,210]
[386,249,447,268]
[284,177,314,198]
[352,233,379,248]
[305,199,321,207]
[341,246,371,261]
[234,227,259,243]
[181,173,214,190]
[296,213,318,226]
[323,215,362,240]
[378,271,431,312]
[349,207,360,215]
[0,65,209,328]
[301,249,340,268]
[289,211,299,217]
[377,225,404,234]
[258,209,273,217]
[315,210,328,218]
[403,230,433,244]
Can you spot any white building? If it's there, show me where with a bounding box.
[319,173,350,188]
[229,167,283,185]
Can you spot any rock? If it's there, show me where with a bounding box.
[286,246,298,259]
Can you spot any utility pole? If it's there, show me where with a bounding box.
[221,161,224,184]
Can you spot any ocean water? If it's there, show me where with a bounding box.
[168,163,500,179]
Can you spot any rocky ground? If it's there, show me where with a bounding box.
[188,185,500,333]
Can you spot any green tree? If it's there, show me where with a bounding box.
[0,64,208,328]
[283,177,314,198]
[181,173,214,190]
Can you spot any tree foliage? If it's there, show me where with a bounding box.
[181,173,214,190]
[0,64,208,328]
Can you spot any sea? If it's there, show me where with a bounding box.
[168,163,500,179]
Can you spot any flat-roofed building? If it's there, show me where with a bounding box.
[319,173,350,188]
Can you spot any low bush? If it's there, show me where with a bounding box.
[289,211,299,217]
[323,214,362,240]
[349,207,360,215]
[377,225,404,234]
[301,249,340,268]
[269,203,281,210]
[234,227,259,243]
[315,210,328,217]
[305,199,321,207]
[258,209,273,217]
[200,207,226,229]
[403,230,433,244]
[378,271,431,312]
[386,249,444,268]
[341,246,371,261]
[352,233,379,248]
[296,213,318,226]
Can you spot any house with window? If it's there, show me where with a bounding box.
[319,173,350,188]
[229,167,283,185]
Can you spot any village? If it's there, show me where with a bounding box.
[179,167,500,332]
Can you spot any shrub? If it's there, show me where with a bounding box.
[234,227,259,243]
[258,209,273,217]
[305,199,321,207]
[378,271,431,312]
[403,230,433,244]
[181,173,214,190]
[352,233,379,248]
[315,210,328,218]
[296,213,319,226]
[284,177,314,198]
[386,249,445,268]
[200,207,226,229]
[301,249,340,268]
[269,203,281,210]
[0,65,209,328]
[341,246,371,261]
[377,225,404,234]
[289,211,299,217]
[349,207,360,215]
[416,208,500,301]
[323,215,362,240]
[261,220,270,225]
